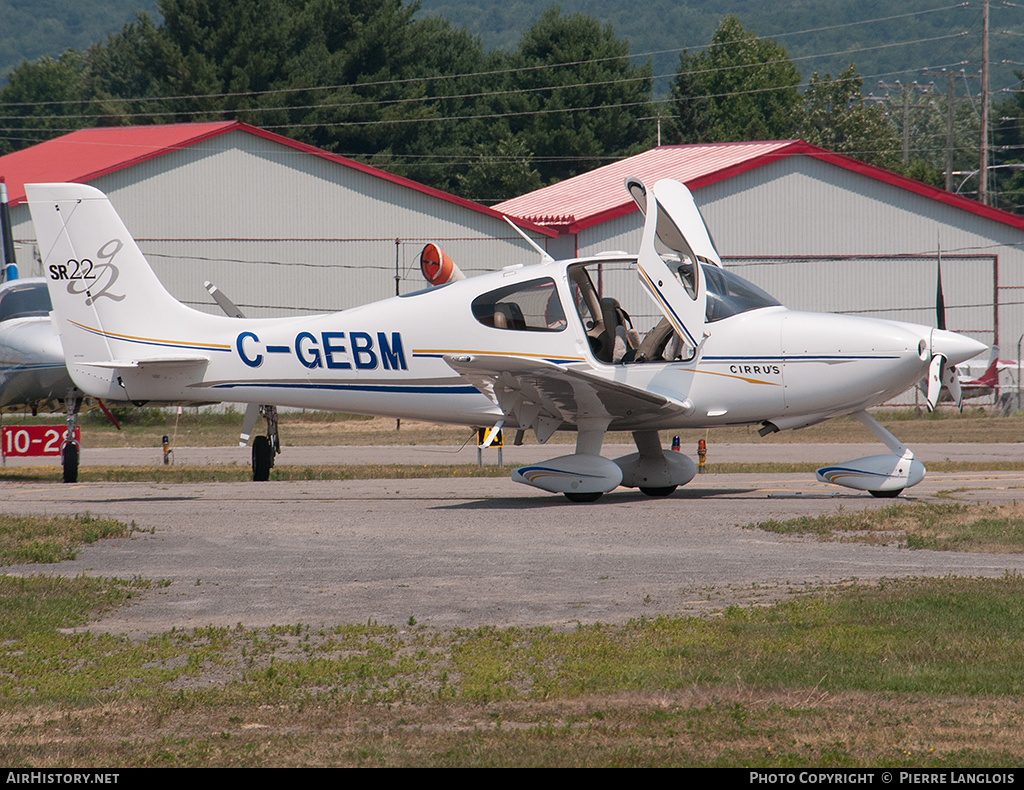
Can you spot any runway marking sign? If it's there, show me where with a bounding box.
[2,426,81,458]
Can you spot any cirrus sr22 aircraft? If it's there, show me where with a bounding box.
[28,178,985,501]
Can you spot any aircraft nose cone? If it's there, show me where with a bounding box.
[930,328,988,366]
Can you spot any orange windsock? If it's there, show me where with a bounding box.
[419,243,465,286]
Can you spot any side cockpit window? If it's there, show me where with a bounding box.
[0,283,51,323]
[471,277,567,332]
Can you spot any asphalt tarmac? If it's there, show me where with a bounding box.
[3,445,1024,636]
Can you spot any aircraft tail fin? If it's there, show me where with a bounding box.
[27,183,220,399]
[1,178,17,281]
[971,344,1000,388]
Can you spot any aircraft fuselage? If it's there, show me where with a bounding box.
[65,258,963,435]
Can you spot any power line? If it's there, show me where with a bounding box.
[0,32,972,125]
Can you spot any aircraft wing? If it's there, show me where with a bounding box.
[443,354,692,441]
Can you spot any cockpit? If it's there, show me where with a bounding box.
[468,257,780,365]
[0,281,52,323]
[566,258,779,363]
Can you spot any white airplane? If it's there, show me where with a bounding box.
[27,179,986,501]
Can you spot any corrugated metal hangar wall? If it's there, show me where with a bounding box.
[9,128,552,319]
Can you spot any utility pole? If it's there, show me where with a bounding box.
[923,69,959,192]
[878,80,934,163]
[980,0,990,205]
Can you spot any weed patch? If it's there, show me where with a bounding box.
[757,502,1024,552]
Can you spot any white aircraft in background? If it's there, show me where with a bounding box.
[0,177,92,482]
[28,179,985,501]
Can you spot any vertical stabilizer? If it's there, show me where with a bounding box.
[27,183,221,399]
[0,178,17,281]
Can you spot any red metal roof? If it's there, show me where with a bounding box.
[0,121,556,236]
[494,140,1024,234]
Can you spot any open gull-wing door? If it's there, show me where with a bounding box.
[632,179,719,359]
[626,177,722,268]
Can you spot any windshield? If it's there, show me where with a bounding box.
[0,282,52,322]
[676,261,780,322]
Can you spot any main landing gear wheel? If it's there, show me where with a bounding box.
[252,435,273,482]
[61,441,79,484]
[640,485,677,497]
[869,489,903,498]
[60,394,82,484]
[564,491,604,503]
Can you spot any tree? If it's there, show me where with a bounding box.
[501,4,655,186]
[28,0,501,192]
[990,73,1024,212]
[0,0,651,198]
[798,65,903,171]
[665,15,801,144]
[456,131,544,203]
[0,51,86,154]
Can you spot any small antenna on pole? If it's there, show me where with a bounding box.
[503,216,554,264]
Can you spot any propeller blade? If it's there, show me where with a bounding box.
[943,362,962,411]
[926,353,946,411]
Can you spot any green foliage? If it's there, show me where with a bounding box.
[992,71,1024,213]
[498,5,654,187]
[665,16,800,144]
[456,131,544,203]
[0,512,129,565]
[0,51,86,155]
[797,65,902,170]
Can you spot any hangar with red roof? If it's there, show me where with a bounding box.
[0,121,554,317]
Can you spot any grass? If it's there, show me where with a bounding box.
[3,511,1024,765]
[3,573,1024,766]
[0,512,131,565]
[756,501,1024,552]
